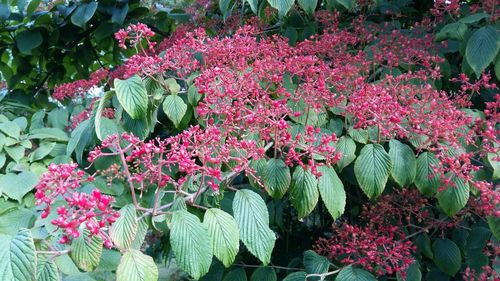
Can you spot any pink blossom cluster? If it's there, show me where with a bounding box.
[69,98,115,130]
[115,23,156,51]
[35,163,119,247]
[52,68,108,101]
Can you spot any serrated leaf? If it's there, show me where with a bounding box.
[130,219,148,250]
[432,239,461,276]
[336,136,356,171]
[397,261,421,281]
[267,0,294,17]
[303,250,329,279]
[233,189,276,265]
[116,249,158,281]
[336,265,376,281]
[223,268,247,281]
[109,204,138,249]
[415,152,441,196]
[163,95,187,128]
[71,2,98,28]
[71,229,103,272]
[297,0,317,15]
[465,26,500,77]
[204,209,239,267]
[436,175,469,216]
[290,167,319,219]
[435,22,467,41]
[388,140,416,187]
[187,85,202,105]
[0,229,37,281]
[415,234,433,259]
[348,126,368,144]
[262,158,291,199]
[317,166,345,220]
[250,267,276,281]
[0,172,38,202]
[171,210,213,279]
[283,271,307,281]
[36,258,59,281]
[115,75,148,120]
[354,144,392,199]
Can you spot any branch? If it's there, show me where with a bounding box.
[306,268,342,280]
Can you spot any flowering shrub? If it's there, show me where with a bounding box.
[0,0,499,280]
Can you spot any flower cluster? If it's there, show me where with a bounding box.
[52,68,108,101]
[35,163,119,247]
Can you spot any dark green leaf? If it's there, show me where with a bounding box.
[262,158,291,199]
[71,2,98,28]
[432,239,461,276]
[465,26,500,77]
[290,166,319,219]
[115,75,148,120]
[16,30,43,55]
[354,144,392,198]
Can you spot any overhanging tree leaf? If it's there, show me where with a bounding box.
[354,144,392,198]
[171,210,213,279]
[388,140,416,187]
[114,75,148,120]
[116,249,158,281]
[0,229,37,281]
[233,189,276,265]
[289,166,319,219]
[317,166,345,220]
[16,30,43,55]
[465,26,500,77]
[262,158,291,199]
[71,2,98,28]
[203,208,239,267]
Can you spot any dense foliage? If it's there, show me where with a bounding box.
[0,0,499,280]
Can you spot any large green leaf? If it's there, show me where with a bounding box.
[465,26,500,77]
[283,271,307,281]
[415,152,441,196]
[435,22,467,41]
[0,121,20,139]
[396,262,421,281]
[297,0,317,15]
[114,75,148,120]
[317,166,345,220]
[250,267,277,281]
[487,216,500,241]
[16,30,43,55]
[0,229,37,281]
[388,140,416,187]
[246,0,258,13]
[95,91,115,141]
[262,158,291,199]
[162,95,187,128]
[29,142,56,162]
[109,204,138,249]
[171,210,213,279]
[71,229,103,272]
[219,0,233,19]
[0,172,38,202]
[5,145,25,163]
[116,249,158,281]
[71,2,98,28]
[432,239,461,276]
[36,258,59,281]
[267,0,294,17]
[233,189,276,265]
[203,209,239,267]
[354,144,392,198]
[223,268,247,281]
[29,128,69,142]
[336,265,376,281]
[290,166,319,219]
[336,136,356,171]
[303,250,329,279]
[436,175,469,216]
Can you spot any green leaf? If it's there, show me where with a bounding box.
[283,271,307,281]
[115,75,149,120]
[397,261,421,281]
[165,78,181,95]
[465,26,500,77]
[436,175,469,216]
[495,53,500,80]
[0,172,38,202]
[267,0,294,17]
[487,216,500,241]
[317,166,345,220]
[187,85,202,105]
[71,2,98,28]
[432,239,461,276]
[262,158,291,199]
[415,152,440,196]
[0,121,20,139]
[297,0,317,15]
[303,250,329,278]
[223,268,247,281]
[0,3,11,20]
[171,210,213,279]
[163,95,187,128]
[219,0,233,19]
[95,91,115,141]
[348,126,368,144]
[354,144,392,199]
[29,128,69,142]
[388,140,416,187]
[336,0,355,10]
[250,267,276,281]
[415,234,433,259]
[0,229,37,281]
[336,136,356,171]
[130,219,148,250]
[0,208,34,235]
[16,30,43,55]
[233,189,276,265]
[116,249,158,281]
[29,142,56,162]
[290,166,319,219]
[71,228,103,272]
[336,265,376,281]
[459,13,490,24]
[204,208,239,267]
[36,258,59,281]
[435,22,467,41]
[487,151,499,180]
[109,204,138,249]
[0,153,5,169]
[5,145,25,163]
[246,0,258,13]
